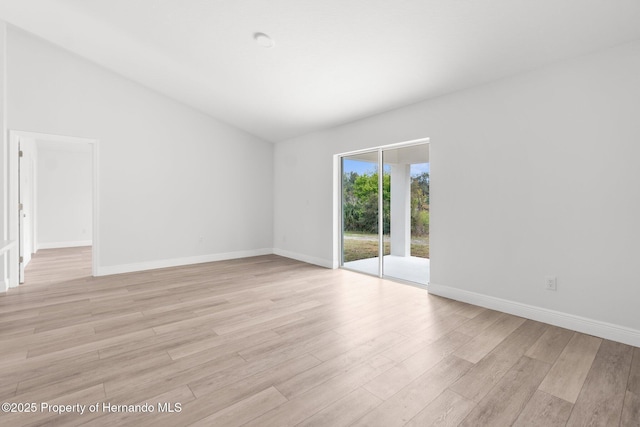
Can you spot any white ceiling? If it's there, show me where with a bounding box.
[2,1,640,142]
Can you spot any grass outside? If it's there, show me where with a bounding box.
[343,233,429,262]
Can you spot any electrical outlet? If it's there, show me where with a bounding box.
[545,276,557,291]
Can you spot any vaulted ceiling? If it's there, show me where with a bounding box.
[2,0,640,142]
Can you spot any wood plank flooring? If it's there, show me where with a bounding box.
[0,247,638,426]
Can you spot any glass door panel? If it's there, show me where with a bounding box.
[382,144,430,285]
[341,152,380,276]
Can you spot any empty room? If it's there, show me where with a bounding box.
[0,1,639,426]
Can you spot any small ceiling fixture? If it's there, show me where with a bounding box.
[253,32,274,48]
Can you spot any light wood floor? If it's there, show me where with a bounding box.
[0,247,638,426]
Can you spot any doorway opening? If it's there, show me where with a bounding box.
[8,131,99,288]
[337,139,429,286]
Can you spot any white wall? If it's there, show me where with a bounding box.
[36,143,92,249]
[6,26,274,274]
[0,22,8,291]
[274,40,640,342]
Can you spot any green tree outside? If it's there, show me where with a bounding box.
[343,171,428,236]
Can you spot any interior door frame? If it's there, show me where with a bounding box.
[17,138,24,283]
[8,130,100,287]
[334,137,430,276]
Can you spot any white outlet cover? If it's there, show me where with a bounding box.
[545,276,557,291]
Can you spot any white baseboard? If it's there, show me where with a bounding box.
[0,278,7,293]
[273,248,333,269]
[38,240,92,250]
[95,248,273,276]
[428,283,640,348]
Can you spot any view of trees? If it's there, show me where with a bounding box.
[410,171,430,236]
[342,171,389,234]
[342,170,429,236]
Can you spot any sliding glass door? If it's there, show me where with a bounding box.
[340,141,429,286]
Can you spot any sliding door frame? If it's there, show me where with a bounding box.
[335,137,430,277]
